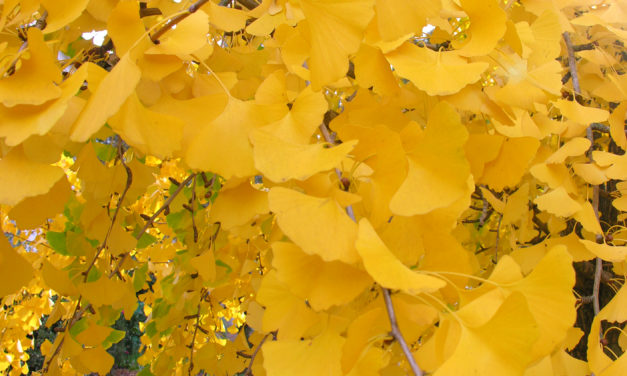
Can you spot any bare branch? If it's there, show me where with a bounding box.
[382,288,424,376]
[244,332,272,375]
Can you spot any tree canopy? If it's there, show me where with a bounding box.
[0,0,627,375]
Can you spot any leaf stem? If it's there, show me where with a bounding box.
[244,332,272,375]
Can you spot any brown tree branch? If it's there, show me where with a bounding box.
[243,332,271,375]
[382,288,423,376]
[82,144,133,280]
[188,290,205,376]
[563,31,604,318]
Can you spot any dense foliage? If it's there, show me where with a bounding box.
[0,0,627,375]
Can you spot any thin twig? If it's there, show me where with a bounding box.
[151,0,210,43]
[319,122,357,222]
[381,288,423,376]
[563,32,581,95]
[188,290,205,376]
[190,175,198,243]
[109,173,196,279]
[564,31,604,319]
[244,332,271,375]
[82,143,133,280]
[494,214,503,262]
[136,173,196,240]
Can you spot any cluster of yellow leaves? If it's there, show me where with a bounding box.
[0,0,626,375]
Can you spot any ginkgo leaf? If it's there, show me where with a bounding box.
[609,101,627,150]
[533,187,582,217]
[263,328,345,376]
[70,54,141,142]
[465,133,504,180]
[251,130,357,182]
[208,1,248,32]
[41,260,78,297]
[256,270,321,339]
[71,346,114,376]
[579,240,627,263]
[353,44,399,96]
[0,60,87,146]
[574,202,603,235]
[390,102,470,215]
[272,242,372,311]
[507,246,576,359]
[147,10,209,55]
[554,99,609,125]
[300,0,375,89]
[545,137,590,164]
[573,163,608,185]
[0,231,34,297]
[0,28,61,107]
[453,0,506,57]
[373,0,440,42]
[386,42,489,96]
[107,0,147,57]
[186,98,264,179]
[190,249,216,282]
[355,218,445,294]
[435,293,538,376]
[8,175,71,229]
[0,146,64,205]
[480,137,540,191]
[108,93,184,159]
[41,0,89,33]
[210,180,268,229]
[268,187,359,264]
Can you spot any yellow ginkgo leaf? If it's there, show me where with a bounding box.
[0,146,64,205]
[272,242,372,311]
[190,249,216,282]
[0,231,34,298]
[107,0,146,57]
[209,1,248,32]
[256,270,321,339]
[0,60,87,146]
[70,54,141,142]
[263,328,345,376]
[300,0,375,89]
[554,99,609,125]
[573,163,608,185]
[507,246,576,359]
[186,98,264,179]
[41,260,78,297]
[465,133,504,180]
[210,180,268,229]
[390,102,470,216]
[0,28,61,107]
[71,347,114,376]
[355,218,446,294]
[545,137,590,164]
[353,44,399,96]
[74,323,114,347]
[268,187,359,264]
[435,293,538,376]
[251,130,357,183]
[386,42,489,96]
[41,0,89,33]
[480,137,540,191]
[533,187,582,217]
[374,0,440,42]
[573,202,603,235]
[109,93,184,159]
[453,0,506,57]
[609,101,627,150]
[9,175,71,229]
[146,10,209,55]
[579,240,627,263]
